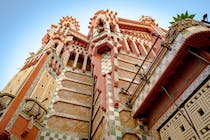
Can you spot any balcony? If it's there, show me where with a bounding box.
[23,98,48,123]
[0,93,15,110]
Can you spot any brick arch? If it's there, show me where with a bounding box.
[94,10,106,17]
[92,38,114,56]
[95,18,106,34]
[90,10,106,27]
[172,28,210,64]
[122,133,141,140]
[95,18,106,26]
[184,30,210,50]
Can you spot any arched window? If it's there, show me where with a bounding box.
[86,57,91,71]
[76,54,84,69]
[67,52,75,67]
[97,19,105,33]
[59,47,64,58]
[110,24,115,33]
[54,43,58,49]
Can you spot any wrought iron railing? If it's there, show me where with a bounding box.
[23,98,48,123]
[0,93,15,110]
[120,33,163,108]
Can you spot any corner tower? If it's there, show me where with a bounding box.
[86,10,165,140]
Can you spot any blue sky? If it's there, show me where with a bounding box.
[0,0,209,90]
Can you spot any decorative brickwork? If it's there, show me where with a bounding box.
[1,10,209,140]
[165,18,209,46]
[159,79,210,140]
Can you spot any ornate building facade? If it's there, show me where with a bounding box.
[0,10,209,140]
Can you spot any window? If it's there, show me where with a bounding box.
[197,108,204,116]
[97,20,104,33]
[54,43,58,49]
[180,125,185,132]
[110,24,115,33]
[86,57,91,71]
[67,53,75,67]
[76,54,84,69]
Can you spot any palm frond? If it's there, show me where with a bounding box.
[169,11,196,25]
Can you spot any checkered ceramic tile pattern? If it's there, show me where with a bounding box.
[104,75,122,139]
[38,76,83,140]
[38,58,148,140]
[37,71,74,140]
[101,52,112,74]
[62,51,70,66]
[103,75,147,139]
[101,56,148,139]
[38,129,77,140]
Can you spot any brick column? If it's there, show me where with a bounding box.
[104,74,122,139]
[82,55,88,72]
[56,43,63,56]
[72,52,79,70]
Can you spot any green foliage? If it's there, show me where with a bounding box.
[169,11,196,24]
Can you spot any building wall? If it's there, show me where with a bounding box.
[184,79,210,140]
[2,66,34,96]
[147,55,207,128]
[29,70,57,108]
[39,69,92,139]
[159,79,210,140]
[92,88,105,140]
[3,10,199,140]
[0,52,51,136]
[142,23,210,140]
